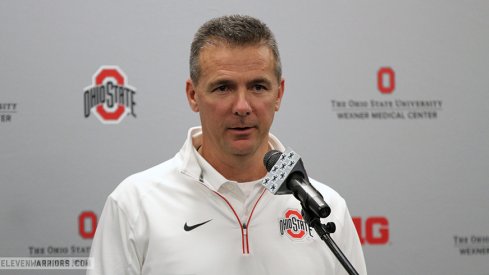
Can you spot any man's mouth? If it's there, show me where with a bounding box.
[228,126,255,133]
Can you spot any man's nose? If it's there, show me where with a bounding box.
[233,91,252,116]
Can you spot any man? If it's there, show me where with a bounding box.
[88,15,367,275]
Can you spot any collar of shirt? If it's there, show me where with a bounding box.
[185,126,285,193]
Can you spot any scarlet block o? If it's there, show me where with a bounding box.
[79,211,98,239]
[93,67,127,121]
[377,67,395,94]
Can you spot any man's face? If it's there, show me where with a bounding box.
[186,43,284,158]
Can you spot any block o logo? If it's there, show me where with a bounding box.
[377,67,395,94]
[79,211,97,239]
[83,66,137,124]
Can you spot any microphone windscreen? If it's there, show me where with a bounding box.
[263,150,282,171]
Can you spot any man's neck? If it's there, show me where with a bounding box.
[199,146,268,182]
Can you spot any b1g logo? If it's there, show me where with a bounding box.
[279,209,313,241]
[377,67,395,94]
[83,66,136,124]
[353,216,389,245]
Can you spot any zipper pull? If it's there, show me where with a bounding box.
[242,223,249,254]
[243,223,248,240]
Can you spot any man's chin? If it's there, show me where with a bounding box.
[228,141,258,156]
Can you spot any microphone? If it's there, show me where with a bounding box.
[262,148,331,218]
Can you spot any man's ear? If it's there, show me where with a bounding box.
[275,78,285,111]
[186,79,199,112]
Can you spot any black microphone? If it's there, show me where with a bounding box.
[262,149,331,218]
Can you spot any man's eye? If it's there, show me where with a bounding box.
[253,85,267,92]
[214,86,229,93]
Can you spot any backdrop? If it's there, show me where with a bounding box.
[1,0,488,274]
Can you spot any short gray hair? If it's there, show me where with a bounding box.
[190,15,282,84]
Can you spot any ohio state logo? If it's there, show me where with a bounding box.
[83,66,136,124]
[279,209,313,240]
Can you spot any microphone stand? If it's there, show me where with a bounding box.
[301,204,360,275]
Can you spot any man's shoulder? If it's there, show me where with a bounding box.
[108,156,180,203]
[308,178,350,223]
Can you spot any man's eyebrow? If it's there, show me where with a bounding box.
[249,77,273,86]
[208,79,235,88]
[206,77,274,89]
